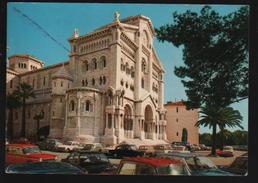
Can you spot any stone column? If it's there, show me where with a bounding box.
[77,95,81,137]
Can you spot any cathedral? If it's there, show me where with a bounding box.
[6,13,168,145]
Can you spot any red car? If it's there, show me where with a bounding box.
[116,157,189,175]
[5,144,57,166]
[216,146,234,157]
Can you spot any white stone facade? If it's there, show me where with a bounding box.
[6,15,167,145]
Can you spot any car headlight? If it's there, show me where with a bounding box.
[39,158,43,162]
[55,156,58,160]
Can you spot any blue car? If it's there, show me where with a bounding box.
[5,161,87,174]
[156,152,236,176]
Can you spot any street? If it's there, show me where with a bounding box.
[42,150,247,167]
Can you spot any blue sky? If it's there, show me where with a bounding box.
[7,3,248,134]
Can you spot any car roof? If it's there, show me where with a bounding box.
[123,157,182,167]
[157,152,203,158]
[7,144,37,148]
[6,162,82,173]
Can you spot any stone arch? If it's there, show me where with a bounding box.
[124,104,133,138]
[142,30,150,47]
[144,104,154,139]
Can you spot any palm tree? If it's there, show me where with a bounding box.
[6,92,21,141]
[16,82,35,137]
[33,112,44,141]
[196,105,243,156]
[217,107,243,150]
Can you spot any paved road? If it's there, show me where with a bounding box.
[43,150,247,166]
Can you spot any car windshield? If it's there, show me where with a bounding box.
[173,146,185,151]
[80,153,109,163]
[64,142,73,145]
[7,162,82,174]
[129,145,137,150]
[185,157,217,171]
[224,147,233,151]
[23,146,41,154]
[154,146,164,150]
[139,146,148,150]
[157,163,188,175]
[83,144,94,150]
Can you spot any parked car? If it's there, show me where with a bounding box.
[5,144,57,166]
[55,141,80,152]
[156,152,235,176]
[191,144,201,151]
[36,138,63,151]
[171,145,190,153]
[116,157,189,175]
[199,144,209,151]
[138,145,155,157]
[5,161,87,174]
[74,143,104,152]
[153,144,173,154]
[219,155,248,175]
[108,144,144,158]
[61,151,116,174]
[216,146,234,157]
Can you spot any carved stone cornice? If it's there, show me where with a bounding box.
[142,45,150,56]
[120,32,138,51]
[69,29,112,43]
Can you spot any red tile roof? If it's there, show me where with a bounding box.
[164,100,185,106]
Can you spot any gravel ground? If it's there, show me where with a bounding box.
[42,150,247,166]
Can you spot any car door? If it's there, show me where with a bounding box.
[135,163,156,175]
[6,147,26,165]
[66,152,76,165]
[118,162,137,175]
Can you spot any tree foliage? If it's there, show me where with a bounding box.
[6,92,22,140]
[15,82,35,137]
[196,105,243,155]
[155,5,248,109]
[200,130,248,146]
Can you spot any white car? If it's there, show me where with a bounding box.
[74,143,104,152]
[223,146,234,153]
[55,141,80,152]
[171,146,190,153]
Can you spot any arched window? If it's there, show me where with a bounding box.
[120,58,124,71]
[92,78,95,86]
[92,58,97,70]
[108,114,112,128]
[85,100,91,111]
[85,79,88,86]
[24,63,27,68]
[100,56,106,68]
[141,78,144,88]
[85,61,89,71]
[70,100,75,111]
[99,76,102,85]
[103,76,106,84]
